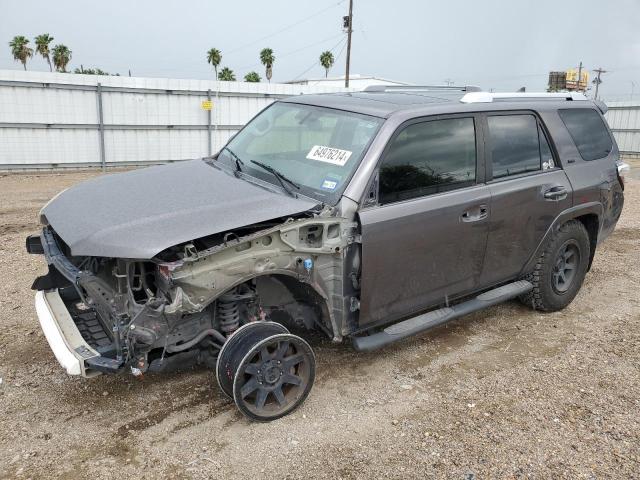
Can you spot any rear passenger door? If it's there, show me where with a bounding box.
[358,115,491,327]
[479,112,572,287]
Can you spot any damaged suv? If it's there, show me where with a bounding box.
[28,86,625,421]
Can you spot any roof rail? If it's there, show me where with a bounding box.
[460,91,589,104]
[363,84,483,93]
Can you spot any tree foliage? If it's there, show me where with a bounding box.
[207,48,222,78]
[244,71,261,82]
[9,36,33,70]
[74,67,113,75]
[319,51,334,78]
[259,48,275,82]
[34,34,54,71]
[52,44,72,72]
[218,66,236,81]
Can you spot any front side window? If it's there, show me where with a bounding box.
[559,108,612,161]
[378,117,477,204]
[219,102,383,204]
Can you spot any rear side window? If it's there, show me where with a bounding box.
[379,117,476,204]
[559,108,612,161]
[488,114,545,179]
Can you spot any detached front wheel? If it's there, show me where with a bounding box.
[233,333,315,422]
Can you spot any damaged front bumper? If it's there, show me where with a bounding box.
[34,289,102,377]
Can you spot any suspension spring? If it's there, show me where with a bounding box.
[217,292,240,335]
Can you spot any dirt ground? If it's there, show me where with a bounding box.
[0,163,639,480]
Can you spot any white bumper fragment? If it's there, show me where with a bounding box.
[34,290,100,377]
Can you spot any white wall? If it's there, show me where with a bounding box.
[288,75,409,89]
[0,70,351,168]
[604,100,640,155]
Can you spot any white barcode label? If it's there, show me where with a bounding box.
[306,145,353,166]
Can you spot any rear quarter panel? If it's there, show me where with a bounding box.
[539,106,624,243]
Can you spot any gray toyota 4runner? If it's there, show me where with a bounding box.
[27,86,626,421]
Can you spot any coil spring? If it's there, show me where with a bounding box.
[217,292,240,335]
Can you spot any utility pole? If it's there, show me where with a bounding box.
[344,0,353,88]
[577,61,583,92]
[443,78,454,86]
[592,67,607,100]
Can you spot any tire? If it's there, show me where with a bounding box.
[519,220,590,312]
[216,322,289,400]
[232,333,315,422]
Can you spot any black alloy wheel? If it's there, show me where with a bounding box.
[552,240,580,294]
[232,333,315,421]
[216,321,289,400]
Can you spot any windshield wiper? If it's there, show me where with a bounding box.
[250,160,301,197]
[221,146,244,173]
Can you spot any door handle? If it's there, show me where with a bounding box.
[461,204,489,222]
[543,186,568,201]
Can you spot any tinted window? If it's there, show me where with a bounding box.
[488,115,542,179]
[559,108,612,161]
[379,117,476,204]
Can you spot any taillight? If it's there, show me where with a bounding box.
[616,161,630,190]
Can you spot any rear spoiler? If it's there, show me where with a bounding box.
[594,99,608,114]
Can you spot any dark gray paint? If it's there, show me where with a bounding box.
[480,169,572,286]
[42,159,317,259]
[358,184,492,326]
[353,95,622,329]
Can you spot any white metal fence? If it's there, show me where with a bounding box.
[1,71,639,169]
[603,98,640,158]
[0,70,350,169]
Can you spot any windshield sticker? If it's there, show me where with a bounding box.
[306,145,353,166]
[321,179,338,191]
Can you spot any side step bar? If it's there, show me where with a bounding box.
[352,280,533,352]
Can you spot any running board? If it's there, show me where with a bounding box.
[352,280,533,352]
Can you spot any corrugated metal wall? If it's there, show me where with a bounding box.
[0,70,350,169]
[604,100,640,156]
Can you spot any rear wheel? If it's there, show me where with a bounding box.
[520,220,590,312]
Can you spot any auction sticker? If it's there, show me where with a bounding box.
[321,179,338,190]
[306,145,352,166]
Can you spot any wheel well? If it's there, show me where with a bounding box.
[574,213,599,270]
[254,274,334,338]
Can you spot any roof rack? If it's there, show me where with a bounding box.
[460,91,588,104]
[363,84,483,93]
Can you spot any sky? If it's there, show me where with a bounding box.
[1,0,639,98]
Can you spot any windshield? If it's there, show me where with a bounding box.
[218,102,383,203]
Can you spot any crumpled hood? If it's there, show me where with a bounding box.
[42,159,317,259]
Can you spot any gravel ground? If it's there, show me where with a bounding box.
[0,164,639,479]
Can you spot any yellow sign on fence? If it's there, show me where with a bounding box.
[201,100,213,111]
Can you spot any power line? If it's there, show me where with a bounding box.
[235,32,344,71]
[225,0,346,55]
[291,36,346,81]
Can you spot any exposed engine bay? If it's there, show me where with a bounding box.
[33,211,361,377]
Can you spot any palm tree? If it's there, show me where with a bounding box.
[52,44,72,72]
[259,48,275,83]
[206,48,222,79]
[319,51,334,78]
[244,71,261,83]
[218,67,236,82]
[9,36,33,70]
[34,34,54,71]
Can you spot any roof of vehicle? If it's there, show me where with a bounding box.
[282,87,602,118]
